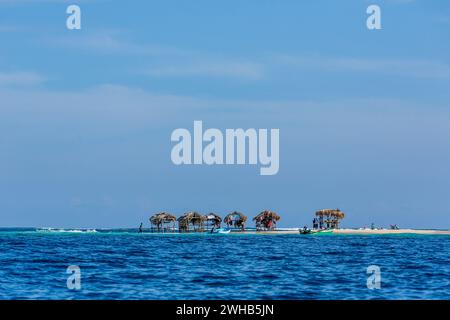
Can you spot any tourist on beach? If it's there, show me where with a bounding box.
[319,217,324,229]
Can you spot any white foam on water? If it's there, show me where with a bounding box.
[36,228,98,233]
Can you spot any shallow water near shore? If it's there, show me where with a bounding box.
[1,228,449,299]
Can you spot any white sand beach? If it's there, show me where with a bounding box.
[238,228,450,235]
[332,228,450,235]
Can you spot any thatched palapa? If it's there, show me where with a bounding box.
[224,211,247,231]
[149,212,177,232]
[178,211,206,232]
[314,208,345,229]
[253,210,281,231]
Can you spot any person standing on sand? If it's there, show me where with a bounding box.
[313,218,318,229]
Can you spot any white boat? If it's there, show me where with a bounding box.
[212,228,231,234]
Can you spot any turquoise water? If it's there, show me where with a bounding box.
[0,228,449,299]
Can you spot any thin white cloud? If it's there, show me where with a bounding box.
[43,31,190,57]
[0,71,45,86]
[144,62,264,80]
[1,84,448,150]
[366,0,415,4]
[386,0,415,4]
[0,25,22,32]
[0,0,97,4]
[43,30,264,80]
[278,55,450,79]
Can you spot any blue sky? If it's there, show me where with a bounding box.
[1,0,450,228]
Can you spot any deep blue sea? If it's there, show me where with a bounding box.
[0,228,449,300]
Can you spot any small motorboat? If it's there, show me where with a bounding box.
[299,228,312,235]
[211,228,231,234]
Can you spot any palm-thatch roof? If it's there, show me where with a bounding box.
[149,212,177,225]
[177,211,205,224]
[334,211,345,219]
[253,210,281,222]
[315,208,345,219]
[224,211,247,223]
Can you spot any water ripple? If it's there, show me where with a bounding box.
[0,231,449,299]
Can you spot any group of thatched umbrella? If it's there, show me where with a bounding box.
[148,210,281,232]
[148,208,346,232]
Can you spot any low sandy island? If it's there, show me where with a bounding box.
[330,228,450,235]
[143,228,450,235]
[241,230,300,235]
[233,228,450,235]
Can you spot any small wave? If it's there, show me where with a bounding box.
[36,228,98,233]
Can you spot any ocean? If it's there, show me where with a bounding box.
[0,228,449,300]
